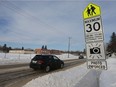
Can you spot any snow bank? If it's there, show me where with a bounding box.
[23,63,89,87]
[100,57,116,87]
[74,69,101,87]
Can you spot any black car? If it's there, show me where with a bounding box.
[30,55,64,72]
[78,55,84,59]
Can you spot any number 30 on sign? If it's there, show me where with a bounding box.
[84,16,102,33]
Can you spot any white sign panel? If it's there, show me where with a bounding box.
[83,3,107,70]
[84,16,103,43]
[86,42,106,59]
[87,60,107,70]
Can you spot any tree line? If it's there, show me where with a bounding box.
[0,44,12,53]
[0,44,26,53]
[106,32,116,54]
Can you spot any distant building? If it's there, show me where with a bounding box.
[49,49,62,55]
[35,48,62,55]
[35,48,50,54]
[9,50,34,54]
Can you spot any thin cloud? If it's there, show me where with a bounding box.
[0,1,115,50]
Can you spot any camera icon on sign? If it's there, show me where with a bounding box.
[90,47,101,54]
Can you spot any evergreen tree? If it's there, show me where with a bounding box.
[42,45,44,50]
[3,44,7,53]
[22,47,24,50]
[45,45,47,50]
[107,32,116,53]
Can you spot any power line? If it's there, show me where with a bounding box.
[0,1,72,49]
[1,1,66,35]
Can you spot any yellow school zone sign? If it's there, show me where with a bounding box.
[83,3,101,19]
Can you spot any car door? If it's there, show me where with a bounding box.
[53,56,61,68]
[48,56,57,69]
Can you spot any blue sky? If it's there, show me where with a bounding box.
[0,0,115,51]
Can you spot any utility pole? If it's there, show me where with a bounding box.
[68,37,71,58]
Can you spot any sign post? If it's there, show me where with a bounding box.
[83,3,107,70]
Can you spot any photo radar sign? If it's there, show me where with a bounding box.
[86,42,105,59]
[83,3,107,70]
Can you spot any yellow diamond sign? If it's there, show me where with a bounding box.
[83,3,101,19]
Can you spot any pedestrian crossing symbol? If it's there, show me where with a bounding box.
[83,3,101,19]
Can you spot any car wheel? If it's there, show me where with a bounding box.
[45,66,50,72]
[60,63,64,68]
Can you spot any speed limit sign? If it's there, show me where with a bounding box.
[83,3,107,70]
[84,16,104,42]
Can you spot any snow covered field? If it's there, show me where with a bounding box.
[0,53,35,65]
[0,53,116,87]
